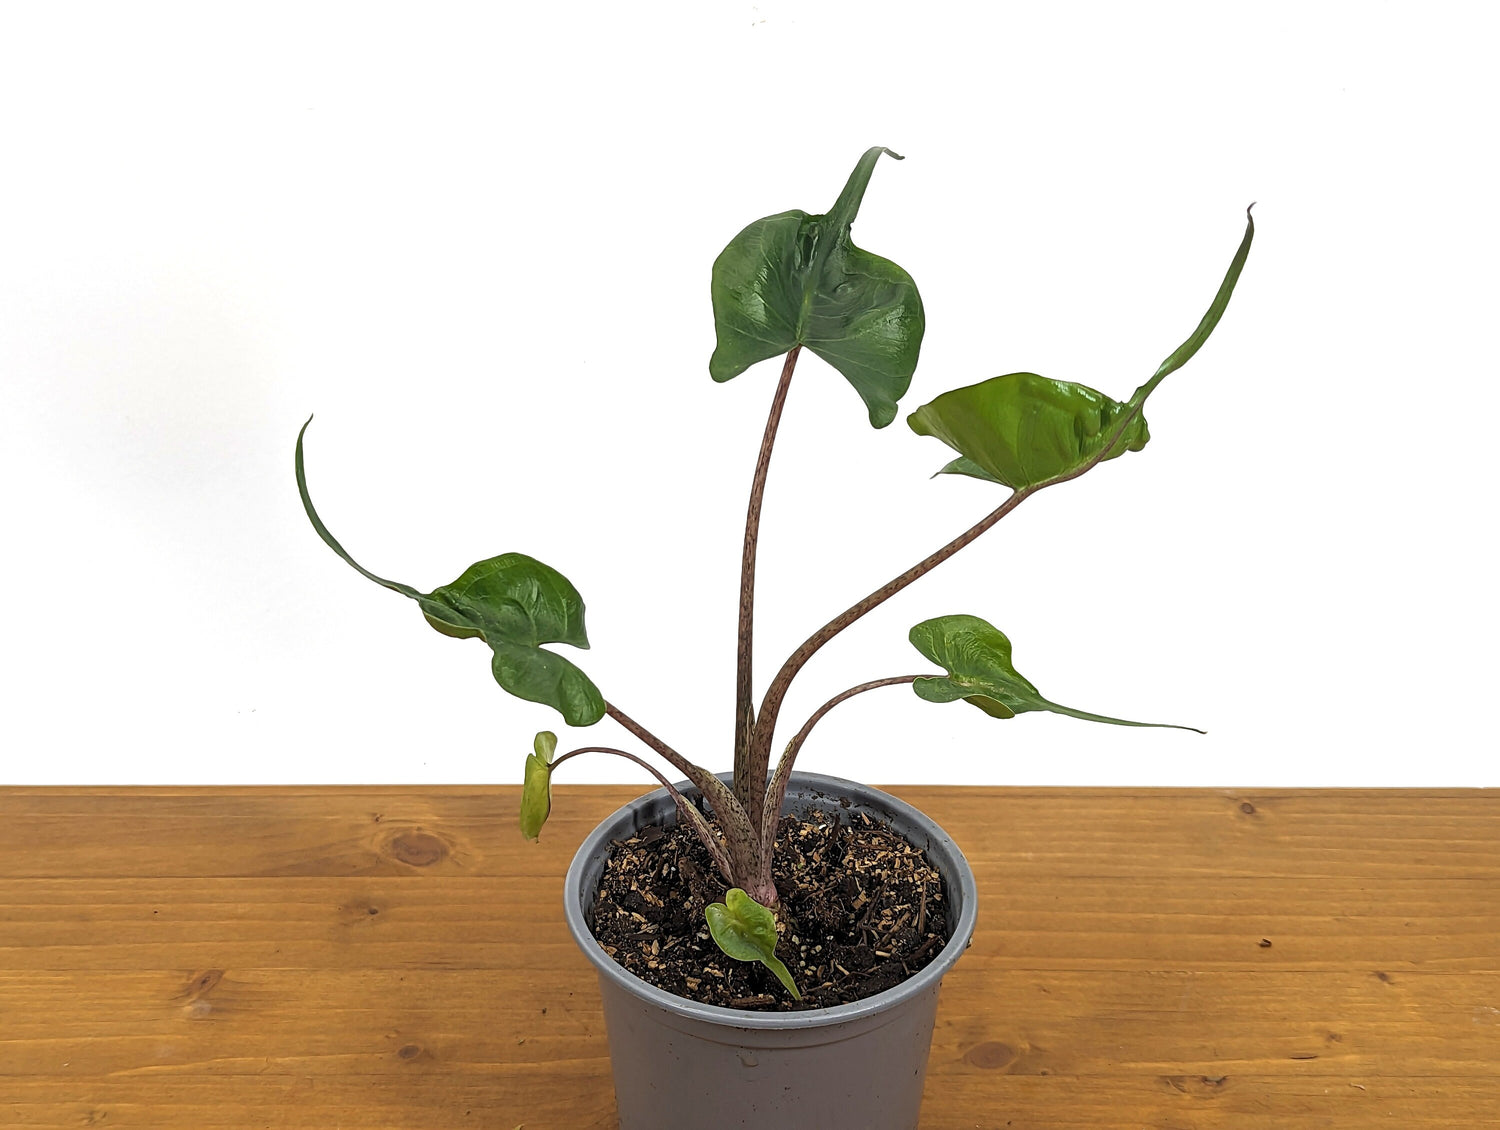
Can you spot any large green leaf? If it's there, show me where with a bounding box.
[709,146,925,428]
[295,419,605,726]
[908,373,1150,489]
[705,888,801,1000]
[906,208,1255,487]
[909,614,1202,732]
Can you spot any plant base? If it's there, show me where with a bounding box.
[563,771,978,1129]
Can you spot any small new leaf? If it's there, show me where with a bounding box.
[705,889,802,1000]
[296,419,606,726]
[910,614,1203,732]
[520,735,554,841]
[709,146,924,428]
[533,730,557,763]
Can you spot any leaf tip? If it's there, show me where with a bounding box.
[533,731,558,763]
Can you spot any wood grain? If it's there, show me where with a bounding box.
[1,786,1495,1127]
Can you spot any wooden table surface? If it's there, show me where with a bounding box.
[1,786,1496,1128]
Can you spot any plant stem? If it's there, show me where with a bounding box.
[605,701,762,888]
[759,675,930,861]
[551,745,733,881]
[748,365,1181,795]
[748,486,1035,780]
[734,345,801,825]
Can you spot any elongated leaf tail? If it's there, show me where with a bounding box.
[763,953,803,1000]
[826,146,904,234]
[1133,207,1256,406]
[294,417,421,598]
[1040,698,1205,734]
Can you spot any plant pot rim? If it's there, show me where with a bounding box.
[563,770,978,1030]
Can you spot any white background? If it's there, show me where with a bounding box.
[1,2,1495,786]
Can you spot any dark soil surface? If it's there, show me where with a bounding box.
[588,807,950,1011]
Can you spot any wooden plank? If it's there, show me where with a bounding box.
[0,968,1495,1077]
[3,1075,1498,1129]
[0,785,1496,1127]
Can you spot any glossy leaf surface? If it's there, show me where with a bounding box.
[908,208,1255,487]
[295,419,605,726]
[909,614,1202,732]
[705,888,801,1000]
[709,147,924,428]
[519,731,557,841]
[908,374,1150,489]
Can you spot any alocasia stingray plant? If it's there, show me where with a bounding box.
[297,147,1253,999]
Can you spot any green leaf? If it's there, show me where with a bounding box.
[907,207,1255,488]
[295,418,606,726]
[705,888,802,1000]
[533,730,557,762]
[908,373,1150,490]
[709,146,925,428]
[909,614,1203,732]
[520,734,554,840]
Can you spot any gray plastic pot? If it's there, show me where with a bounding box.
[563,771,978,1130]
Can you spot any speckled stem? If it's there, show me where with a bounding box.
[757,676,928,885]
[605,702,761,888]
[551,746,732,882]
[734,345,801,828]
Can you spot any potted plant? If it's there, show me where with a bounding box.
[295,147,1253,1129]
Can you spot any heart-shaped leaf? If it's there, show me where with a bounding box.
[907,208,1255,487]
[709,146,925,428]
[520,731,557,840]
[705,888,801,1000]
[910,614,1202,732]
[296,419,605,725]
[908,373,1150,490]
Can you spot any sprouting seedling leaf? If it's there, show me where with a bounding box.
[907,208,1254,487]
[709,146,925,428]
[705,888,801,1000]
[295,418,606,725]
[909,614,1203,733]
[520,731,556,841]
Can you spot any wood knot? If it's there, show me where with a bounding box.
[388,831,448,867]
[963,1041,1016,1070]
[1164,1074,1229,1095]
[1239,801,1257,815]
[177,969,223,1004]
[397,1043,422,1060]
